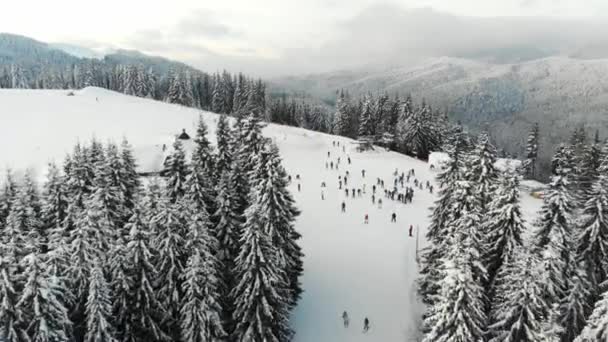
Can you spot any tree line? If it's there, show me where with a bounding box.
[0,114,303,342]
[418,125,608,341]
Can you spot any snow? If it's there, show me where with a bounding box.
[428,152,450,170]
[0,87,544,342]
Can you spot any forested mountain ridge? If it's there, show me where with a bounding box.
[273,56,608,177]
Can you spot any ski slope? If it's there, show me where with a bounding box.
[0,87,543,342]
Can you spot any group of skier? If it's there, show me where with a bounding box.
[342,311,370,333]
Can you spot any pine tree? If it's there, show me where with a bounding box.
[5,175,42,257]
[0,255,21,342]
[558,262,591,342]
[399,104,437,159]
[333,90,350,137]
[484,171,525,285]
[231,198,292,342]
[164,138,188,203]
[419,141,464,305]
[16,254,71,342]
[357,96,374,139]
[85,261,116,342]
[239,114,267,177]
[215,114,233,178]
[119,138,141,219]
[488,246,546,342]
[0,169,17,227]
[422,257,487,342]
[179,209,225,342]
[192,115,215,177]
[576,142,608,291]
[533,145,575,307]
[151,198,188,340]
[524,123,539,179]
[41,163,69,242]
[576,285,608,341]
[123,205,168,342]
[466,131,499,210]
[253,143,303,306]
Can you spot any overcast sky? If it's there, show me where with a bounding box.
[1,0,607,76]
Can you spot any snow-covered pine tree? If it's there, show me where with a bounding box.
[357,95,374,140]
[231,197,292,342]
[575,284,608,341]
[85,261,116,342]
[419,140,465,305]
[192,115,215,178]
[524,123,539,179]
[215,114,233,178]
[91,143,125,235]
[122,204,168,342]
[0,169,17,227]
[252,143,303,306]
[577,136,603,203]
[239,114,268,177]
[41,163,69,241]
[151,197,188,339]
[232,73,244,116]
[399,103,438,160]
[0,255,21,342]
[211,74,225,114]
[576,141,608,293]
[5,174,42,257]
[333,90,350,137]
[466,131,499,211]
[164,138,188,203]
[484,171,524,287]
[558,261,591,342]
[67,191,114,340]
[16,253,72,342]
[213,170,241,277]
[488,246,546,342]
[119,137,140,217]
[179,209,225,342]
[422,256,487,342]
[533,144,576,308]
[108,234,131,342]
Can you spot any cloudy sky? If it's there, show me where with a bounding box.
[1,0,607,76]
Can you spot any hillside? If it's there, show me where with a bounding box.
[272,56,608,176]
[0,87,543,341]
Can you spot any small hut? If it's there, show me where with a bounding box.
[178,129,191,140]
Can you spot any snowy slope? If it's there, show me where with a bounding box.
[0,87,543,342]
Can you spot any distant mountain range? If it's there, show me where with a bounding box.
[2,33,607,178]
[272,56,608,174]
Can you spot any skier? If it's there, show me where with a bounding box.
[391,212,396,222]
[331,161,334,169]
[328,151,331,158]
[378,198,383,209]
[288,175,292,183]
[348,156,351,164]
[333,141,336,147]
[372,185,376,194]
[364,214,369,224]
[298,183,301,192]
[296,174,301,180]
[363,317,370,333]
[351,188,355,198]
[321,191,325,200]
[345,189,349,197]
[321,181,326,188]
[342,311,349,328]
[362,169,366,178]
[341,202,346,212]
[409,225,413,237]
[429,185,434,194]
[372,195,375,204]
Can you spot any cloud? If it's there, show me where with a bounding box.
[102,3,608,77]
[174,10,241,39]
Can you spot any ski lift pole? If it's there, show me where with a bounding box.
[415,225,420,266]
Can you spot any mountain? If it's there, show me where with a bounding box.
[50,43,109,59]
[0,86,543,341]
[272,56,608,176]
